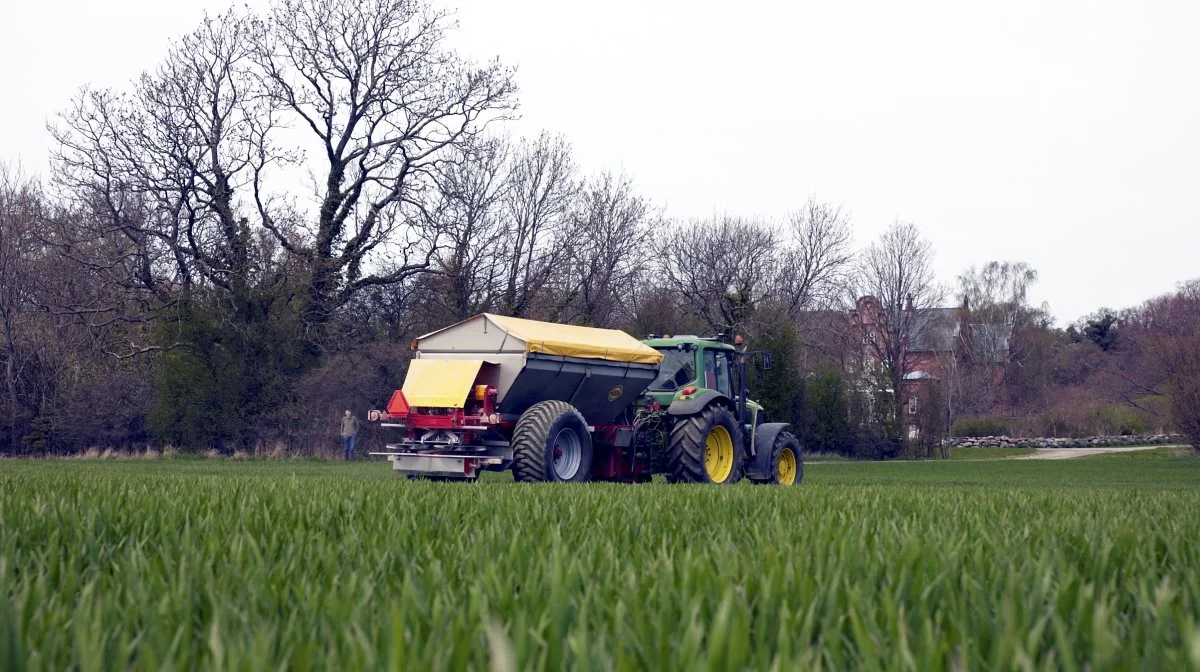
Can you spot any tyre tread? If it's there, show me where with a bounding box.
[511,400,582,482]
[666,405,743,484]
[751,430,804,485]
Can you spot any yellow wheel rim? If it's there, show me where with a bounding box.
[777,447,797,485]
[704,426,734,483]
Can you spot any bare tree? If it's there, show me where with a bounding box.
[947,261,1042,419]
[0,166,135,453]
[0,165,42,451]
[1150,280,1200,450]
[658,215,780,335]
[1113,279,1200,448]
[52,0,516,342]
[424,136,511,322]
[256,0,517,324]
[499,132,577,317]
[52,11,286,302]
[958,261,1039,367]
[852,221,944,450]
[959,262,1038,322]
[780,197,855,316]
[654,198,851,340]
[547,172,657,326]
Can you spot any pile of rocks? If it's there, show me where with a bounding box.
[943,434,1182,449]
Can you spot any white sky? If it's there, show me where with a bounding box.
[2,0,1197,323]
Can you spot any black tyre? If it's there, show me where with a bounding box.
[752,431,803,486]
[667,404,744,484]
[511,400,593,482]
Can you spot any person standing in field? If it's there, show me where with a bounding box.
[340,409,359,460]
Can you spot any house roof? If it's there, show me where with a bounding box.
[904,309,1008,362]
[906,308,960,352]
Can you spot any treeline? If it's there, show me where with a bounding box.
[2,0,1197,457]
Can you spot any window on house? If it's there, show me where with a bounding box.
[907,425,920,440]
[907,395,918,415]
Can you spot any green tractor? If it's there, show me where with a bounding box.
[636,334,802,485]
[369,314,802,485]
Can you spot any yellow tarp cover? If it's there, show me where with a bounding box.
[402,359,485,408]
[487,314,664,365]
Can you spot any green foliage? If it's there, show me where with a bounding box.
[746,323,802,426]
[1079,312,1120,352]
[951,416,1011,437]
[798,370,854,456]
[746,330,855,457]
[148,293,314,450]
[910,381,949,458]
[849,387,904,460]
[3,457,1200,669]
[1091,403,1149,436]
[19,410,52,454]
[1028,402,1152,439]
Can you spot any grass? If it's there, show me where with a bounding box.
[3,452,1200,670]
[948,446,1038,460]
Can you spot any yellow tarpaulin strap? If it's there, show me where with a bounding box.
[401,359,485,408]
[487,314,664,365]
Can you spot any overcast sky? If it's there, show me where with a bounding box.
[2,0,1196,323]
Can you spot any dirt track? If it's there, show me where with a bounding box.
[1015,445,1165,460]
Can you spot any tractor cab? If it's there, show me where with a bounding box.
[641,336,764,427]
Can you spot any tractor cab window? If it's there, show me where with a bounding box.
[703,349,734,398]
[649,347,697,391]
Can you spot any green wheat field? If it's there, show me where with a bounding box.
[3,449,1200,670]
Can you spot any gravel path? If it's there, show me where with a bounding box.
[1015,445,1165,460]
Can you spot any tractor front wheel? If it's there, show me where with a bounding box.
[511,400,593,482]
[667,404,744,484]
[752,431,803,486]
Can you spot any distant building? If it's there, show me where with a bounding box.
[849,295,1010,440]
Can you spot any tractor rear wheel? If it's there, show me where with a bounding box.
[752,431,803,486]
[667,404,744,484]
[511,400,593,482]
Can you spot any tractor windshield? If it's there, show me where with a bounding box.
[649,348,696,391]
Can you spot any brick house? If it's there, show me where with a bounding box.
[849,295,1009,441]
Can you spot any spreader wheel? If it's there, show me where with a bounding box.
[511,400,593,482]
